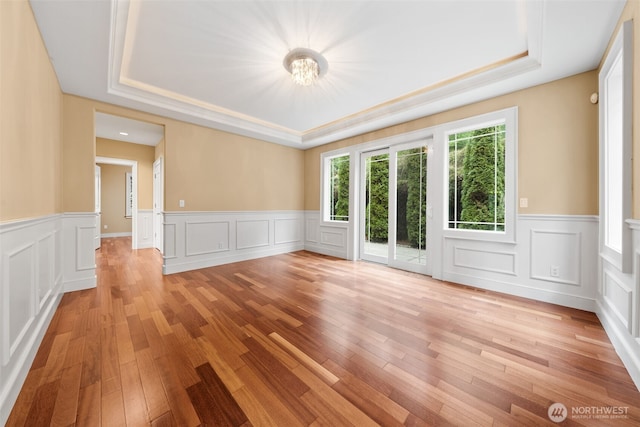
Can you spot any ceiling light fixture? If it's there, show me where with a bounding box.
[283,48,328,87]
[119,132,129,136]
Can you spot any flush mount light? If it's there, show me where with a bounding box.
[283,48,328,86]
[119,132,129,136]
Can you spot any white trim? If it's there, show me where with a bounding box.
[101,232,132,238]
[598,20,633,274]
[439,107,518,244]
[107,0,543,148]
[96,156,139,250]
[162,211,304,275]
[0,214,64,426]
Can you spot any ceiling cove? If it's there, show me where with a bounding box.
[107,0,545,148]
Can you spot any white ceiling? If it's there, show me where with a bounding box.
[30,0,625,149]
[95,112,164,146]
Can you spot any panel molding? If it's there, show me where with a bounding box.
[185,221,230,256]
[236,219,270,250]
[602,270,633,332]
[452,246,517,276]
[163,211,305,275]
[530,229,581,285]
[0,215,64,426]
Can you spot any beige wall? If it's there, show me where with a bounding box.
[63,95,305,213]
[305,71,599,215]
[96,138,155,210]
[98,164,132,233]
[602,0,640,217]
[0,0,63,221]
[164,121,304,211]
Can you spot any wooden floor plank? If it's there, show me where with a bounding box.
[7,237,640,426]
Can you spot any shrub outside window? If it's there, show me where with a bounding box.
[443,107,516,242]
[448,123,506,232]
[326,154,350,222]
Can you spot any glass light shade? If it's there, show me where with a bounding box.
[290,57,319,86]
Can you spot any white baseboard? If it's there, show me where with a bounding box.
[101,232,132,238]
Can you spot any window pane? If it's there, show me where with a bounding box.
[448,124,505,231]
[604,53,623,252]
[329,155,349,221]
[396,147,427,265]
[364,154,389,244]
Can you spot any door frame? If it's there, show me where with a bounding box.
[352,128,440,277]
[95,156,139,249]
[388,138,434,275]
[153,157,164,253]
[95,164,101,250]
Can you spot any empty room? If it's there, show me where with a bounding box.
[2,0,640,425]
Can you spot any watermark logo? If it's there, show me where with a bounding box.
[548,402,629,422]
[548,402,568,423]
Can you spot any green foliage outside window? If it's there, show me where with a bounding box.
[402,148,427,248]
[449,124,505,231]
[330,155,350,221]
[365,154,389,242]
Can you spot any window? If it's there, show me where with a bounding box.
[442,108,516,241]
[448,124,505,231]
[324,154,350,222]
[599,20,632,272]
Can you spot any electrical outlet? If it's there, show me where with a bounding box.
[218,242,224,249]
[550,265,560,277]
[519,198,528,208]
[103,224,108,229]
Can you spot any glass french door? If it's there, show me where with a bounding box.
[360,149,390,264]
[360,139,432,274]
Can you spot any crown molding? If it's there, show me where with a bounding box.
[108,0,544,149]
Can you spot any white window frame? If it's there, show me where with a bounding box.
[439,107,518,243]
[599,20,633,273]
[321,151,352,224]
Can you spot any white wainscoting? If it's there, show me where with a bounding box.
[0,212,97,424]
[0,215,62,425]
[596,220,640,390]
[303,211,349,259]
[162,211,305,275]
[137,209,154,249]
[62,213,97,293]
[303,213,598,312]
[443,215,599,311]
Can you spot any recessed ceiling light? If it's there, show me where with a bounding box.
[119,132,129,136]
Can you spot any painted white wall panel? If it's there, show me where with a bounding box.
[62,214,97,293]
[186,221,229,256]
[530,230,581,285]
[163,211,305,274]
[0,215,65,426]
[37,233,54,307]
[603,270,632,331]
[452,245,516,275]
[237,220,269,250]
[137,210,154,249]
[274,218,301,244]
[164,223,176,259]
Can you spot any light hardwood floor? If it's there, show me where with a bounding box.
[7,237,640,426]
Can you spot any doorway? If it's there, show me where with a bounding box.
[359,138,433,275]
[95,157,139,248]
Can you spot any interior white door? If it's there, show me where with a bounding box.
[94,164,101,250]
[153,158,164,253]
